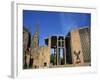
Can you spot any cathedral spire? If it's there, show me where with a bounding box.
[34,22,40,35]
[31,22,40,48]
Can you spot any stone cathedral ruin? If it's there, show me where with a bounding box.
[23,25,91,69]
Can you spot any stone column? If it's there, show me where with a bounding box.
[64,37,66,64]
[56,36,59,65]
[58,48,61,65]
[48,36,51,66]
[54,48,56,65]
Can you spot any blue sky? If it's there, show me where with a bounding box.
[23,10,91,46]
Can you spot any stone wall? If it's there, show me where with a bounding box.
[31,46,50,68]
[70,29,84,65]
[23,28,31,68]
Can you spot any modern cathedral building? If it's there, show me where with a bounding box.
[45,27,90,66]
[23,26,91,69]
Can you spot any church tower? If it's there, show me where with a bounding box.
[31,23,39,48]
[30,23,40,68]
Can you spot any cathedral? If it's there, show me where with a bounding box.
[23,25,91,69]
[23,26,50,69]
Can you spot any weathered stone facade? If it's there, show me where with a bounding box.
[66,27,91,65]
[70,29,84,65]
[34,46,50,68]
[23,26,91,69]
[23,28,31,68]
[30,30,50,68]
[23,27,50,69]
[79,27,91,62]
[45,27,90,66]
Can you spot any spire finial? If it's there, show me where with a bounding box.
[35,21,40,34]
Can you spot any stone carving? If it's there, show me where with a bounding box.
[74,50,81,64]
